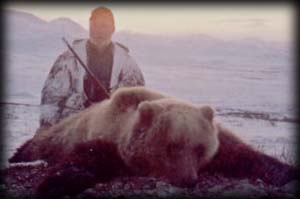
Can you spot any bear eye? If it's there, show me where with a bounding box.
[132,125,148,139]
[194,145,205,158]
[137,127,147,134]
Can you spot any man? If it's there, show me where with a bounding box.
[39,7,145,128]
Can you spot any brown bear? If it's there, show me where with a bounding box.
[10,86,220,188]
[9,87,298,197]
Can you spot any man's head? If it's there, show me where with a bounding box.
[89,7,115,45]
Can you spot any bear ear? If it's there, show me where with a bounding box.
[111,88,145,112]
[110,87,166,113]
[199,105,215,122]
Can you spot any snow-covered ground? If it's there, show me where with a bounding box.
[2,9,297,168]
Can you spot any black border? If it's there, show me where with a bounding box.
[0,1,298,199]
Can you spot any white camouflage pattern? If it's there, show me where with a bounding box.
[40,39,145,128]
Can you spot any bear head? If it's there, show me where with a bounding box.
[120,98,219,187]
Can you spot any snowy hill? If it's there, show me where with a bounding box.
[49,17,87,36]
[5,9,291,66]
[6,9,88,56]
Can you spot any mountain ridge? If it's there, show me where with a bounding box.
[6,9,290,64]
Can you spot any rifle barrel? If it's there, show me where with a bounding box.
[62,37,110,99]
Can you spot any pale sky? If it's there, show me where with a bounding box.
[6,3,294,42]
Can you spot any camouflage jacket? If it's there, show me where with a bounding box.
[40,39,145,128]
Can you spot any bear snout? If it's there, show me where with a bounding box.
[167,168,198,188]
[170,174,198,188]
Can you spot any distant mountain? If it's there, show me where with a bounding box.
[5,9,290,66]
[49,17,88,36]
[5,9,88,56]
[6,9,46,25]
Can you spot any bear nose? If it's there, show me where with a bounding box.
[172,171,198,188]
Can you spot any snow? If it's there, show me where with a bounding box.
[2,9,297,169]
[9,160,48,168]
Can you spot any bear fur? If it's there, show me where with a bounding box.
[10,86,219,188]
[201,123,298,187]
[35,139,131,197]
[9,87,298,197]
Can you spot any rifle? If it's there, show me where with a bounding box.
[62,37,110,99]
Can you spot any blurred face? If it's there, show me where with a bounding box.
[89,13,115,44]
